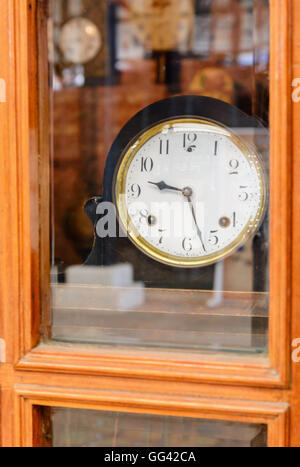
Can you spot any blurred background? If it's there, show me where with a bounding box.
[48,0,269,265]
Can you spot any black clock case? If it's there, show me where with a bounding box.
[84,95,269,291]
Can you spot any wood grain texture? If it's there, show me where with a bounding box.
[269,0,292,385]
[292,0,300,64]
[13,383,289,447]
[290,47,300,447]
[17,342,278,387]
[0,0,299,447]
[0,0,42,361]
[17,0,41,354]
[0,0,19,364]
[37,0,51,342]
[0,358,293,447]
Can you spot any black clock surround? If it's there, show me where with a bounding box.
[84,95,268,291]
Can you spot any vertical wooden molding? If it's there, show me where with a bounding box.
[0,383,15,447]
[289,0,300,448]
[13,0,41,356]
[269,0,292,384]
[37,0,51,341]
[268,411,290,447]
[0,0,20,364]
[14,395,34,447]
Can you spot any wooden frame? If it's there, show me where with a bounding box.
[11,0,292,386]
[1,0,300,447]
[14,384,289,447]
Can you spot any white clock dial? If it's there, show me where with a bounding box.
[59,18,102,64]
[115,119,266,267]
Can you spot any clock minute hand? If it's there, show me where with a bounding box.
[148,181,183,193]
[186,194,206,253]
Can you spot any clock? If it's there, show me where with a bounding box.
[58,17,102,65]
[53,0,118,86]
[85,96,267,284]
[114,120,265,268]
[129,0,195,52]
[125,0,195,89]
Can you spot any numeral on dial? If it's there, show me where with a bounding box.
[229,159,239,175]
[158,229,166,244]
[130,184,141,198]
[209,230,219,245]
[183,133,197,153]
[139,209,149,223]
[160,140,169,155]
[239,186,249,201]
[233,212,237,227]
[141,157,154,172]
[182,237,193,252]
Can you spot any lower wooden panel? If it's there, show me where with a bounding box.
[13,384,289,447]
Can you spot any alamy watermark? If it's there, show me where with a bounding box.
[292,339,300,363]
[292,78,300,103]
[96,197,206,241]
[0,78,6,103]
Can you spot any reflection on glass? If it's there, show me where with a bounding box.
[51,263,267,350]
[43,407,268,447]
[46,0,270,354]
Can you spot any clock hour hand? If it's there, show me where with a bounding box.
[148,181,183,193]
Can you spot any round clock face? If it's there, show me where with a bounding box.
[58,18,102,64]
[115,118,266,268]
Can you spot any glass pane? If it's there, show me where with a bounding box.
[42,407,267,447]
[45,0,270,354]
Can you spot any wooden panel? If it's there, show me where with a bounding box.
[14,384,289,447]
[0,357,292,447]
